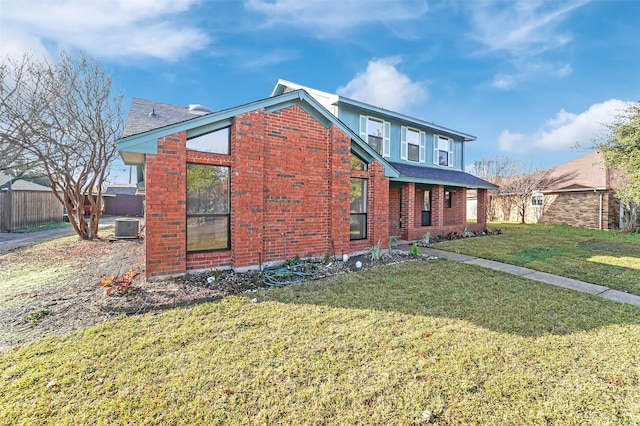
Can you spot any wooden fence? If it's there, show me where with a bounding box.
[0,190,63,232]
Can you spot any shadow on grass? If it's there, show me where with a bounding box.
[251,259,640,338]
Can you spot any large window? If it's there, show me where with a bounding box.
[360,115,390,157]
[422,190,431,226]
[350,153,368,171]
[186,164,230,251]
[350,178,367,240]
[434,135,453,167]
[186,127,230,154]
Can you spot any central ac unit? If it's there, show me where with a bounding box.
[114,219,139,238]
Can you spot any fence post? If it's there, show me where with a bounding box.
[1,182,12,232]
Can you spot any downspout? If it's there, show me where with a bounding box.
[597,189,603,230]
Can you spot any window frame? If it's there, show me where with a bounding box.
[444,190,452,208]
[421,190,431,226]
[531,193,544,207]
[359,115,390,157]
[350,177,368,240]
[186,163,231,253]
[433,135,454,167]
[186,126,231,155]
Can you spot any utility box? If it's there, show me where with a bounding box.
[114,218,139,239]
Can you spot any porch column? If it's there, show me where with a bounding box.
[400,182,415,240]
[432,185,444,228]
[477,188,488,228]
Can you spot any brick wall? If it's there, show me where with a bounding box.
[538,190,619,229]
[144,104,388,278]
[388,187,401,238]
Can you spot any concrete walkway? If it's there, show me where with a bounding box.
[403,245,640,307]
[0,216,121,254]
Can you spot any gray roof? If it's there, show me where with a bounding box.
[122,98,203,137]
[1,179,52,191]
[105,185,138,196]
[390,162,498,189]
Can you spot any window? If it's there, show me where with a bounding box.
[186,127,230,154]
[422,190,431,226]
[532,194,544,206]
[359,115,390,157]
[444,191,452,208]
[350,153,368,171]
[186,164,230,251]
[434,135,453,167]
[350,178,367,240]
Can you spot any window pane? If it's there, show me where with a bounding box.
[350,213,367,240]
[187,216,229,251]
[407,129,419,145]
[350,178,367,213]
[350,153,368,171]
[438,150,449,166]
[187,164,230,214]
[445,191,451,208]
[423,190,431,211]
[186,127,230,154]
[367,118,383,154]
[408,144,420,162]
[367,135,382,154]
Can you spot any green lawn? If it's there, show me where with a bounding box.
[2,260,640,425]
[433,222,640,295]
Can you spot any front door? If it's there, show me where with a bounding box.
[421,190,431,226]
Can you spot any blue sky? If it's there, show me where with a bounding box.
[2,0,639,183]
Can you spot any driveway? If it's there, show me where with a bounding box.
[0,216,123,253]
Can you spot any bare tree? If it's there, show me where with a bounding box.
[0,51,123,239]
[470,156,549,223]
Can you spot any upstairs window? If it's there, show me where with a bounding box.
[434,135,453,167]
[186,127,230,155]
[401,126,425,163]
[359,115,390,157]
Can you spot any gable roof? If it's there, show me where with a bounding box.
[271,79,476,141]
[117,89,400,178]
[542,151,611,192]
[390,162,498,190]
[123,98,198,138]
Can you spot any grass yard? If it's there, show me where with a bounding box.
[2,260,640,425]
[433,222,640,296]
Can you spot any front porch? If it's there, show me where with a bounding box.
[388,182,488,241]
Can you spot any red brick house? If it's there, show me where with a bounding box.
[117,88,495,279]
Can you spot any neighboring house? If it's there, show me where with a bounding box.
[0,173,63,231]
[537,151,622,230]
[472,151,624,229]
[105,184,144,216]
[116,83,496,279]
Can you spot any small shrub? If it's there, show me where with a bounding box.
[324,252,333,264]
[409,243,420,258]
[388,236,399,250]
[416,232,431,247]
[367,240,388,261]
[461,227,475,238]
[26,308,50,324]
[447,231,459,240]
[98,269,140,296]
[285,255,301,266]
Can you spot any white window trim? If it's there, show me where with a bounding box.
[401,126,426,163]
[360,115,390,158]
[433,134,454,167]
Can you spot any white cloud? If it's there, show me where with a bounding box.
[336,57,427,113]
[499,99,630,153]
[0,0,209,61]
[244,0,428,37]
[466,0,588,89]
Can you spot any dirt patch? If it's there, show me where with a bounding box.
[0,232,432,350]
